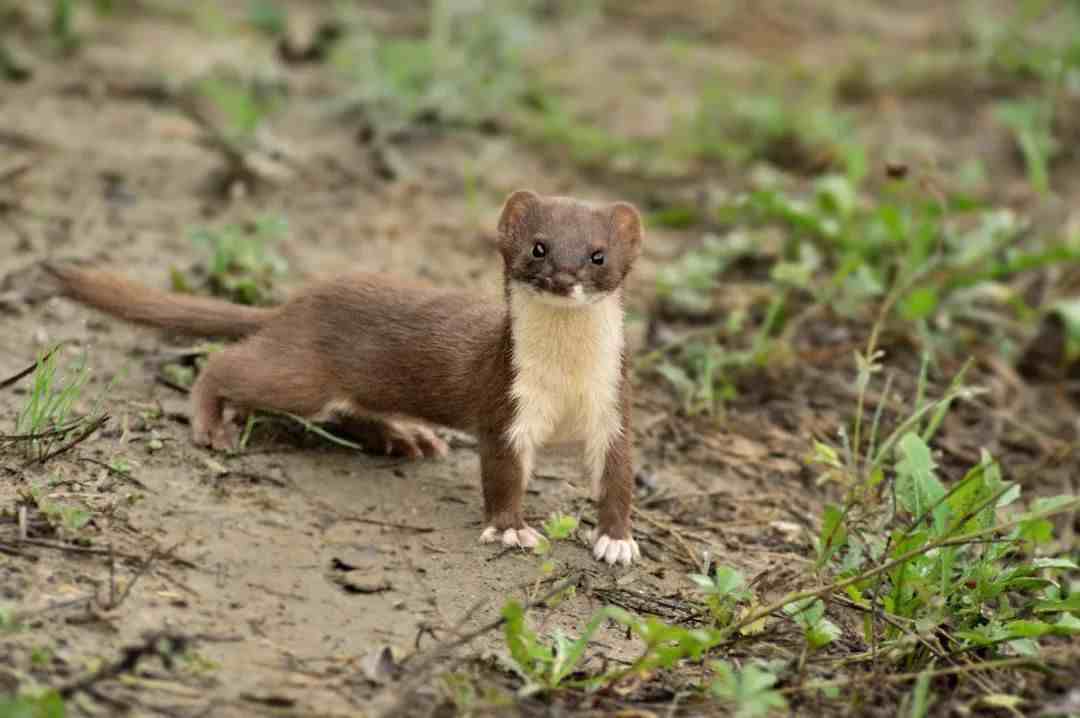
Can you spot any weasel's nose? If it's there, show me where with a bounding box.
[551,271,576,292]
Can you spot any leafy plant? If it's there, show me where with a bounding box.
[602,607,724,680]
[0,691,66,718]
[710,661,788,717]
[17,479,94,537]
[501,600,725,695]
[690,565,752,627]
[802,353,1080,670]
[36,495,92,534]
[248,0,285,37]
[501,600,608,693]
[542,513,578,540]
[783,597,841,651]
[532,513,579,558]
[195,74,286,147]
[174,216,289,305]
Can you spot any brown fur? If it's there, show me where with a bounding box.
[45,190,642,552]
[596,353,634,541]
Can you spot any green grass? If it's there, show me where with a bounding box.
[11,348,105,462]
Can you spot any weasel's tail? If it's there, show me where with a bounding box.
[44,263,276,339]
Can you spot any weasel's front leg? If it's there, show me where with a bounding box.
[588,399,640,566]
[477,435,541,548]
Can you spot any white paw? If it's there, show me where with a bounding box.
[479,525,541,549]
[591,531,641,565]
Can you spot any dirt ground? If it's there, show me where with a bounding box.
[2,2,1079,717]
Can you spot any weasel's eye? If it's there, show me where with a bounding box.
[532,242,546,258]
[590,250,605,266]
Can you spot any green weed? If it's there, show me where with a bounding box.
[801,350,1080,671]
[904,669,934,718]
[50,0,77,52]
[644,232,787,414]
[174,215,289,305]
[0,690,66,718]
[332,0,533,130]
[501,600,609,694]
[783,597,841,652]
[31,489,93,535]
[995,99,1058,195]
[529,514,580,593]
[687,82,861,177]
[501,601,723,695]
[440,671,510,716]
[1049,298,1080,362]
[542,513,578,541]
[16,477,96,538]
[710,661,788,717]
[43,0,128,53]
[720,175,1080,342]
[195,73,286,149]
[0,604,17,632]
[689,565,751,627]
[514,96,673,178]
[977,0,1080,84]
[247,0,284,37]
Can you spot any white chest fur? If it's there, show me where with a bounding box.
[506,285,625,496]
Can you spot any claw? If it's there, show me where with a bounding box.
[479,525,541,548]
[591,532,640,565]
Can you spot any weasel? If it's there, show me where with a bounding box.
[45,190,642,565]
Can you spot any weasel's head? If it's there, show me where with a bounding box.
[496,190,643,308]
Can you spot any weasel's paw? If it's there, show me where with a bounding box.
[192,425,211,448]
[209,422,239,452]
[389,423,449,460]
[591,531,641,566]
[192,421,237,452]
[479,525,542,549]
[347,419,449,459]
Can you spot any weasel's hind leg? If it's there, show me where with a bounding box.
[334,415,449,459]
[190,341,329,451]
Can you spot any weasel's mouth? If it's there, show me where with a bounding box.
[516,280,603,307]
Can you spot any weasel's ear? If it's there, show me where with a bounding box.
[497,189,540,239]
[611,201,643,257]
